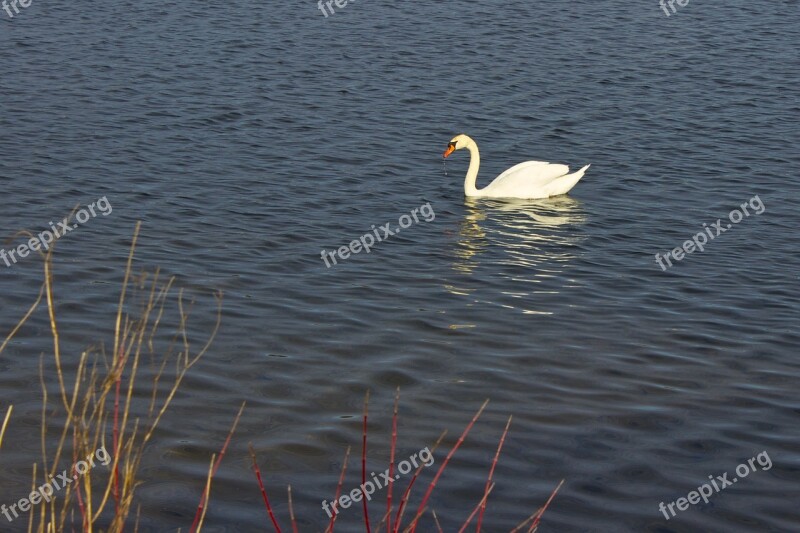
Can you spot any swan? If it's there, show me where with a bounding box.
[443,134,590,199]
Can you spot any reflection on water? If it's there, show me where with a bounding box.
[450,196,587,314]
[455,195,587,272]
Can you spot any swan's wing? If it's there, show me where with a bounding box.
[485,161,570,198]
[494,160,552,182]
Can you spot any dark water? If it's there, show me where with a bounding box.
[1,0,799,531]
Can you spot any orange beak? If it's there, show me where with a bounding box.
[443,144,455,158]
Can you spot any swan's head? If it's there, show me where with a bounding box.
[443,134,473,158]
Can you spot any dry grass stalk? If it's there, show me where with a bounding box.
[0,405,12,451]
[287,486,299,533]
[1,221,222,532]
[0,220,564,532]
[189,401,246,533]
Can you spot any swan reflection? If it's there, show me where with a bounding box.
[450,196,587,314]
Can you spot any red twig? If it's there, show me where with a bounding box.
[325,446,351,533]
[72,432,87,530]
[527,479,564,533]
[476,415,512,532]
[362,390,372,533]
[189,402,246,533]
[406,399,489,533]
[249,445,282,532]
[391,464,421,533]
[393,431,447,533]
[458,483,495,533]
[432,509,444,533]
[509,479,565,533]
[386,387,400,533]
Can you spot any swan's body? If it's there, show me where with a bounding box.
[443,134,589,199]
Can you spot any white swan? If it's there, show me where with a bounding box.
[443,134,590,199]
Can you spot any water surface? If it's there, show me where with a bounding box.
[1,0,799,531]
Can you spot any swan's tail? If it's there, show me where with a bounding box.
[547,164,590,196]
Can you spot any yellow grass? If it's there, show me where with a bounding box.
[1,219,562,532]
[1,221,222,532]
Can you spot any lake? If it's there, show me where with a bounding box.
[0,0,798,531]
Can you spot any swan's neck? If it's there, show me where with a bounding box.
[464,143,481,196]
